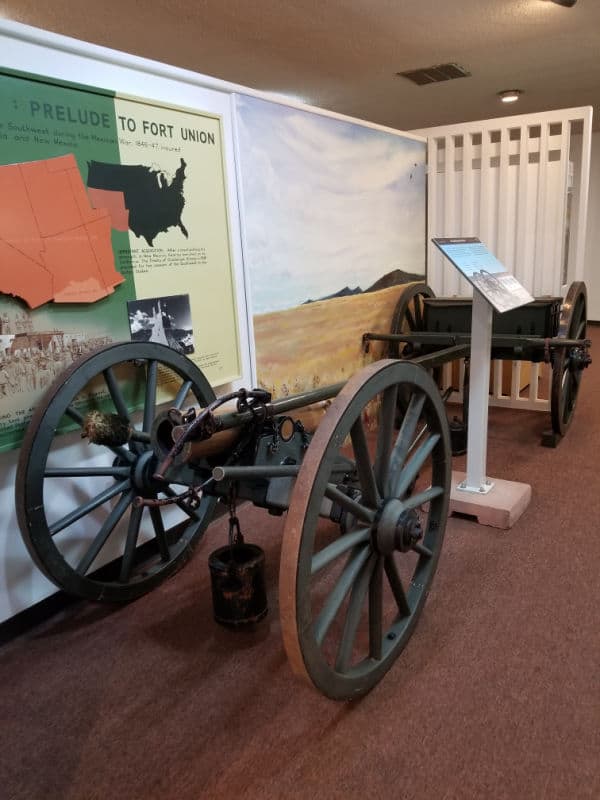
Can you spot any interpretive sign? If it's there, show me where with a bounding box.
[0,68,240,451]
[432,237,534,314]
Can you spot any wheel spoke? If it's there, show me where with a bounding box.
[391,433,440,499]
[311,527,370,575]
[324,484,375,525]
[407,422,429,455]
[173,380,193,410]
[103,366,130,421]
[313,545,371,647]
[350,417,379,508]
[49,478,131,536]
[374,384,398,495]
[387,391,426,495]
[384,556,411,617]
[109,445,136,464]
[412,542,433,558]
[129,430,152,445]
[149,505,170,562]
[413,297,423,330]
[369,556,384,660]
[335,553,377,673]
[45,466,131,479]
[143,360,158,433]
[66,405,84,425]
[119,504,143,582]
[405,306,416,331]
[402,484,444,511]
[75,490,134,574]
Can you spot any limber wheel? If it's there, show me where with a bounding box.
[387,282,435,359]
[279,359,451,700]
[16,342,217,603]
[388,282,442,405]
[551,281,588,437]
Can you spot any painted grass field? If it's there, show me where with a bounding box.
[253,283,416,425]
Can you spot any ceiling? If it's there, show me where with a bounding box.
[2,0,599,132]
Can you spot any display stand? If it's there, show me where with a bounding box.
[431,237,532,530]
[449,291,531,528]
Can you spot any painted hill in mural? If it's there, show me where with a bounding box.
[254,282,420,426]
[303,286,362,303]
[303,268,424,304]
[366,268,425,292]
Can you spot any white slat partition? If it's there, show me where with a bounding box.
[412,107,593,410]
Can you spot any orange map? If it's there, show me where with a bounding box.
[0,154,124,309]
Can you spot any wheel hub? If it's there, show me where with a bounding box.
[132,450,162,495]
[372,498,423,555]
[569,345,592,371]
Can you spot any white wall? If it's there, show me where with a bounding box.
[413,108,593,301]
[584,132,600,320]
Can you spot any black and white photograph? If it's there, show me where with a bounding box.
[0,331,109,397]
[127,293,195,355]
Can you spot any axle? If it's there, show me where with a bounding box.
[363,330,591,351]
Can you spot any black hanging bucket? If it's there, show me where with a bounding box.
[208,543,268,627]
[449,417,467,456]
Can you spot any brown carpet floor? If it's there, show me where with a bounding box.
[1,331,599,800]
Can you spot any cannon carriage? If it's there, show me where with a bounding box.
[14,280,590,699]
[363,280,591,445]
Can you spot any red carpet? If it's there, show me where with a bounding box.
[1,331,599,799]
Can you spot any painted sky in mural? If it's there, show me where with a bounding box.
[236,95,426,314]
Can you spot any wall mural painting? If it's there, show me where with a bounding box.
[0,68,241,451]
[234,94,427,405]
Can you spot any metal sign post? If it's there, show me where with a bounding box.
[431,236,533,528]
[457,289,494,494]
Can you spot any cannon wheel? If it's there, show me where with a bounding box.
[387,282,435,359]
[16,341,217,603]
[279,359,451,700]
[550,281,587,438]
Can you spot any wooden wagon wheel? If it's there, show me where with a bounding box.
[387,282,435,359]
[279,359,451,700]
[550,281,588,438]
[16,342,217,603]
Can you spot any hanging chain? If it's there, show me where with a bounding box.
[227,483,244,550]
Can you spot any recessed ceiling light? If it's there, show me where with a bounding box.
[498,89,523,103]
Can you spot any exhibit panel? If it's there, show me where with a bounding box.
[0,71,241,453]
[0,21,253,622]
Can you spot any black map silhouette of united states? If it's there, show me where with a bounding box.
[87,158,189,247]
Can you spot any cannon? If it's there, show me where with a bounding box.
[363,280,591,445]
[13,281,590,699]
[15,335,471,699]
